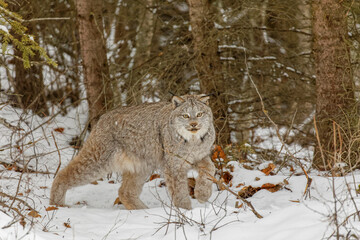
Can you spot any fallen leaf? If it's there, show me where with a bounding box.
[261,183,283,192]
[28,210,41,218]
[149,174,160,181]
[19,218,26,228]
[242,164,254,170]
[261,163,276,176]
[108,180,115,184]
[212,145,227,161]
[54,127,65,133]
[235,201,243,208]
[46,206,58,211]
[64,222,71,228]
[220,171,233,185]
[235,183,244,188]
[90,181,98,185]
[18,193,23,196]
[238,186,261,199]
[113,197,122,205]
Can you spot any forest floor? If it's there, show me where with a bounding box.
[0,102,359,240]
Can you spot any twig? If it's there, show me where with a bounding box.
[205,172,263,219]
[243,47,312,198]
[51,131,61,177]
[0,117,24,131]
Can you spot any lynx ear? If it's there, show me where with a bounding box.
[172,96,185,108]
[198,95,210,105]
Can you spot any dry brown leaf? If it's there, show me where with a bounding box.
[108,180,115,184]
[242,164,254,170]
[20,218,26,228]
[238,186,261,199]
[260,163,276,176]
[221,171,233,185]
[149,174,160,181]
[235,183,244,188]
[212,145,227,161]
[64,222,71,228]
[113,197,122,205]
[54,127,65,133]
[90,181,98,185]
[261,183,283,193]
[46,206,59,211]
[28,210,41,218]
[18,193,23,196]
[235,201,243,208]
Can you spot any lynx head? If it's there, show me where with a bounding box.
[170,94,214,142]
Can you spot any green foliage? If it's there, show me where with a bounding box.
[0,0,56,68]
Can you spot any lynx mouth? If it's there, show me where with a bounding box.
[189,128,200,133]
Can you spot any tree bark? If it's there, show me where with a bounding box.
[312,0,354,168]
[187,0,231,145]
[75,0,113,127]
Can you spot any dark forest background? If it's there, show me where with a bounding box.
[1,0,360,170]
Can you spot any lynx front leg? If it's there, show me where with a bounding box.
[118,172,148,210]
[194,157,215,203]
[164,167,192,210]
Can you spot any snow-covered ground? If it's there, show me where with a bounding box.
[1,102,359,240]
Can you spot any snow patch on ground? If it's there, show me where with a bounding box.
[1,103,359,240]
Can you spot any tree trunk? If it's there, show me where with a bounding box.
[187,0,231,145]
[126,0,155,105]
[75,0,113,127]
[312,0,354,168]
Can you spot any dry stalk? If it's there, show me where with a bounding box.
[244,49,312,198]
[51,131,62,177]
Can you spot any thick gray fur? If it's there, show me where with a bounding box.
[50,94,216,210]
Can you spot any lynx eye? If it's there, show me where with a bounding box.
[182,113,190,119]
[196,112,203,118]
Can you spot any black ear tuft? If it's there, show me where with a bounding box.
[198,94,210,105]
[172,96,185,108]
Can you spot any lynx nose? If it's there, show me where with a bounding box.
[190,122,198,128]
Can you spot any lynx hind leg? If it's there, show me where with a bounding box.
[194,157,216,203]
[164,168,192,210]
[118,171,148,210]
[50,154,109,206]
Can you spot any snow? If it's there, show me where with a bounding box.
[0,24,9,33]
[1,101,360,240]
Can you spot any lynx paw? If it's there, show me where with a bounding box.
[194,184,212,203]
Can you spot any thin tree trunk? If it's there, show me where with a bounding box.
[187,0,231,145]
[75,0,113,127]
[126,0,155,105]
[312,0,354,168]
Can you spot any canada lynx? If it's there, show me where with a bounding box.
[50,94,216,210]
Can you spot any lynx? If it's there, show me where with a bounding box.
[50,94,216,210]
